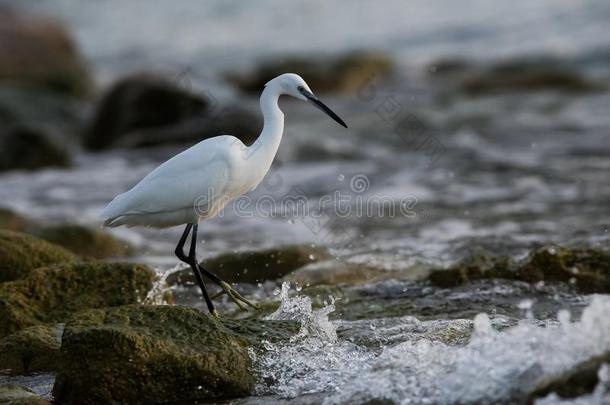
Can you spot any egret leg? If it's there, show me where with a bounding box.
[189,225,259,311]
[175,224,217,316]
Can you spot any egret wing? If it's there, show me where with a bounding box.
[101,136,238,220]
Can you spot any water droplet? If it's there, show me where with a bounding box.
[337,174,345,181]
[308,254,315,261]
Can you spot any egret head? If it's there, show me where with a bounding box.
[266,73,348,128]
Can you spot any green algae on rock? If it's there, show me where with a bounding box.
[34,224,133,259]
[428,246,610,294]
[53,305,257,404]
[0,262,155,337]
[0,324,61,374]
[0,385,51,405]
[0,231,77,283]
[518,246,610,293]
[428,254,514,288]
[167,245,331,286]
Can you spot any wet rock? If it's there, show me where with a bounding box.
[0,325,61,374]
[0,261,155,337]
[0,85,83,135]
[0,14,91,97]
[167,245,331,286]
[53,305,255,403]
[288,260,394,287]
[84,74,208,150]
[0,385,51,405]
[0,209,30,232]
[0,126,71,172]
[428,254,514,288]
[226,51,393,94]
[518,246,610,294]
[428,246,610,294]
[0,231,77,283]
[526,350,610,403]
[428,56,600,95]
[461,59,599,94]
[33,224,133,259]
[112,106,261,149]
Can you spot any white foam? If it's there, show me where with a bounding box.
[255,288,610,404]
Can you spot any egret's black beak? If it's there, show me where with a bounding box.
[299,88,348,128]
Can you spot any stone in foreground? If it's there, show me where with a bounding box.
[53,305,255,404]
[0,262,155,337]
[0,324,61,374]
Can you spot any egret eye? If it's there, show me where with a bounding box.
[297,86,304,92]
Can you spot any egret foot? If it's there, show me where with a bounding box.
[209,279,259,311]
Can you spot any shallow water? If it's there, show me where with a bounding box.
[239,284,610,404]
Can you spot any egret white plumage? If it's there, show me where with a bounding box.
[101,73,347,315]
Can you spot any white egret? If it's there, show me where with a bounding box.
[101,73,347,315]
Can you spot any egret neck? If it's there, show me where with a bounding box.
[249,83,285,175]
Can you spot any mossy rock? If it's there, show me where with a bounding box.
[168,245,331,286]
[226,51,393,94]
[0,385,51,405]
[53,305,259,404]
[34,224,133,259]
[0,324,61,374]
[518,246,610,293]
[288,260,392,287]
[0,231,77,283]
[428,246,610,293]
[428,254,515,288]
[0,209,30,232]
[0,262,155,337]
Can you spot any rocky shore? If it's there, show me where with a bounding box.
[0,207,609,403]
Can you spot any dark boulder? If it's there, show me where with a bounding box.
[84,74,208,150]
[0,126,71,172]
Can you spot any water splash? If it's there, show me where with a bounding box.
[255,293,610,404]
[255,282,371,398]
[143,265,177,305]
